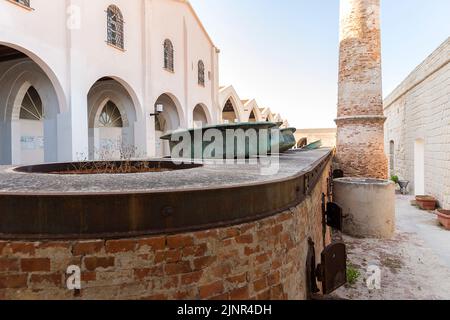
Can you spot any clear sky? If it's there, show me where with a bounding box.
[190,0,450,129]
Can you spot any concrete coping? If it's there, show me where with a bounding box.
[0,149,332,194]
[0,149,334,239]
[334,177,394,186]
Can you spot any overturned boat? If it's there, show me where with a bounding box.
[160,122,297,159]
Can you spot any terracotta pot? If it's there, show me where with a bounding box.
[436,209,450,230]
[416,195,437,211]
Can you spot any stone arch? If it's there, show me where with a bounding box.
[85,75,144,123]
[244,100,263,123]
[219,86,244,123]
[222,97,240,124]
[154,92,185,131]
[192,103,211,128]
[154,93,184,157]
[0,47,62,165]
[87,77,139,160]
[0,41,67,113]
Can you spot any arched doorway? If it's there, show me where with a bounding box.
[87,77,137,160]
[154,93,183,158]
[17,86,45,164]
[249,110,257,123]
[414,139,425,195]
[0,44,61,165]
[222,99,239,124]
[193,104,210,128]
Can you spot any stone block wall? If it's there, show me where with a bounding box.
[384,37,450,208]
[0,164,331,300]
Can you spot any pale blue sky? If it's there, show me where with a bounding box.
[190,0,450,129]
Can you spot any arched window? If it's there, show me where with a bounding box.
[107,5,124,49]
[198,60,205,86]
[14,0,30,8]
[164,39,174,72]
[20,86,43,121]
[99,101,123,127]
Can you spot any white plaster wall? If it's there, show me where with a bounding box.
[0,0,220,163]
[384,38,450,208]
[18,119,44,164]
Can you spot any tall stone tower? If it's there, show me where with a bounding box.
[335,0,388,179]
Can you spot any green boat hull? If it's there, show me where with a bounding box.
[160,122,297,159]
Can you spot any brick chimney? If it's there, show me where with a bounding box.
[335,0,388,179]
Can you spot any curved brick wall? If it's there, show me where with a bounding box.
[0,163,331,300]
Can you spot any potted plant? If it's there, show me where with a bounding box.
[390,175,409,194]
[416,195,437,211]
[436,209,450,230]
[398,180,410,195]
[390,175,399,185]
[390,175,400,193]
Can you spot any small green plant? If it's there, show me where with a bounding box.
[390,175,399,185]
[347,265,361,286]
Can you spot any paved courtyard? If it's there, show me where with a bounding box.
[332,195,450,300]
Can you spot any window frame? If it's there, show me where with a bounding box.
[7,0,33,11]
[19,86,44,121]
[163,39,174,72]
[106,5,125,51]
[98,101,124,128]
[198,60,205,87]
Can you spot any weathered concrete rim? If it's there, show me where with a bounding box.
[0,150,333,240]
[0,148,331,196]
[334,177,394,186]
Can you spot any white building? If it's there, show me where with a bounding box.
[384,37,450,209]
[0,0,287,164]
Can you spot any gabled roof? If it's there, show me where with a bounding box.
[178,0,219,50]
[219,85,287,124]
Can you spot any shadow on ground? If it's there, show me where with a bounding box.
[331,195,450,300]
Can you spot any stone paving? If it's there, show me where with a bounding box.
[332,195,450,300]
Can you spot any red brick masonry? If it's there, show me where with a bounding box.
[0,163,331,300]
